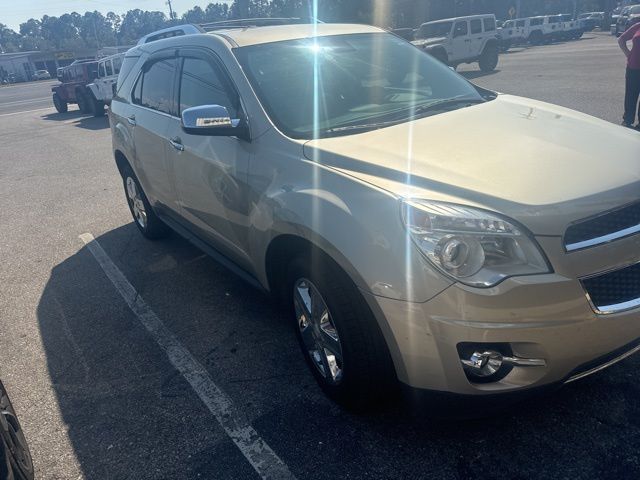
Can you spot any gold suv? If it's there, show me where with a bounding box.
[109,22,640,407]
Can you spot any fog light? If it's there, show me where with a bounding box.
[461,350,504,378]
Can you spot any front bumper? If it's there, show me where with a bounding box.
[363,236,640,395]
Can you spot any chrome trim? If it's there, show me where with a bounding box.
[565,223,640,252]
[566,343,640,383]
[585,292,640,315]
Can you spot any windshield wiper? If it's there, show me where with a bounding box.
[412,96,486,116]
[325,119,406,134]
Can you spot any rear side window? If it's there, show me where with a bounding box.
[470,19,482,34]
[105,61,113,76]
[98,62,106,77]
[117,55,140,93]
[178,57,238,117]
[483,18,496,32]
[134,58,177,115]
[113,56,123,74]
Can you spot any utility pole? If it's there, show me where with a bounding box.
[167,0,175,21]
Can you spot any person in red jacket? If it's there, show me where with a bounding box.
[619,22,640,128]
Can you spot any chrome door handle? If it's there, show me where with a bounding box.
[127,115,136,126]
[169,138,184,152]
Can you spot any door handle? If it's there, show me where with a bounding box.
[127,115,136,126]
[169,137,184,152]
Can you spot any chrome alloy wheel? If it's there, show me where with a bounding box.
[294,278,343,384]
[126,177,147,229]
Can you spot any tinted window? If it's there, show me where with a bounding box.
[470,19,482,34]
[516,20,525,27]
[105,61,113,76]
[531,18,543,26]
[99,62,106,77]
[483,18,496,32]
[415,22,452,39]
[137,58,177,115]
[117,55,140,92]
[113,56,123,74]
[132,73,143,104]
[454,21,468,37]
[179,57,238,117]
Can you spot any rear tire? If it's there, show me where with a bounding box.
[121,164,170,240]
[478,43,499,72]
[52,93,67,113]
[286,253,397,410]
[0,381,34,480]
[529,30,543,45]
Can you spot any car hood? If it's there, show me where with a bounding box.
[412,37,447,47]
[303,94,640,236]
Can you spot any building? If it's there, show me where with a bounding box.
[0,49,98,82]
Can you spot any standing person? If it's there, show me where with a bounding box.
[618,21,640,128]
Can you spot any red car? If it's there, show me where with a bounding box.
[51,60,100,114]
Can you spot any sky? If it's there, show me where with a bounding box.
[1,0,233,31]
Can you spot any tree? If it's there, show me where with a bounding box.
[118,9,168,45]
[0,24,21,53]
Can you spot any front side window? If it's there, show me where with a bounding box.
[179,57,238,117]
[105,61,113,76]
[516,20,525,27]
[235,33,485,139]
[470,19,482,34]
[134,58,177,115]
[454,21,468,37]
[98,62,106,77]
[415,21,453,39]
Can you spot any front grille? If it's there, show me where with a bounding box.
[582,262,640,314]
[565,202,640,252]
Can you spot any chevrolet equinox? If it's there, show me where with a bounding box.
[109,23,640,407]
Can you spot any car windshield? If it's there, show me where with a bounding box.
[234,32,485,139]
[415,21,453,39]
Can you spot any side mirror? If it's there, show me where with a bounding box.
[181,105,250,141]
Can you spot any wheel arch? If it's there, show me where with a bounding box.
[263,232,408,382]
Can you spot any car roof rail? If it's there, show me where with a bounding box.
[199,17,321,32]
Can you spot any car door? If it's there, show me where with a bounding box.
[129,55,179,210]
[451,20,469,61]
[469,18,484,57]
[165,49,252,269]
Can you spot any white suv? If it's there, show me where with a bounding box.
[412,15,500,71]
[86,53,124,115]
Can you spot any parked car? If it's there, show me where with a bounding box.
[51,60,100,114]
[559,14,585,40]
[1,380,34,480]
[412,14,500,71]
[85,53,125,115]
[615,5,640,36]
[514,16,549,45]
[497,19,526,51]
[110,22,640,408]
[32,69,51,80]
[578,12,605,31]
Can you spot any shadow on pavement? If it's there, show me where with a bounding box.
[460,69,501,80]
[37,222,640,479]
[41,111,109,130]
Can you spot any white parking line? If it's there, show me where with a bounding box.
[0,97,50,106]
[0,107,52,117]
[79,233,296,480]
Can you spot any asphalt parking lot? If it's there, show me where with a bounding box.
[1,33,639,480]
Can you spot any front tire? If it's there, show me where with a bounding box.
[121,165,170,240]
[52,93,67,113]
[76,89,90,114]
[89,93,105,117]
[0,381,34,480]
[287,254,397,409]
[478,43,499,72]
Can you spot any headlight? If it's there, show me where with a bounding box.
[401,200,550,287]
